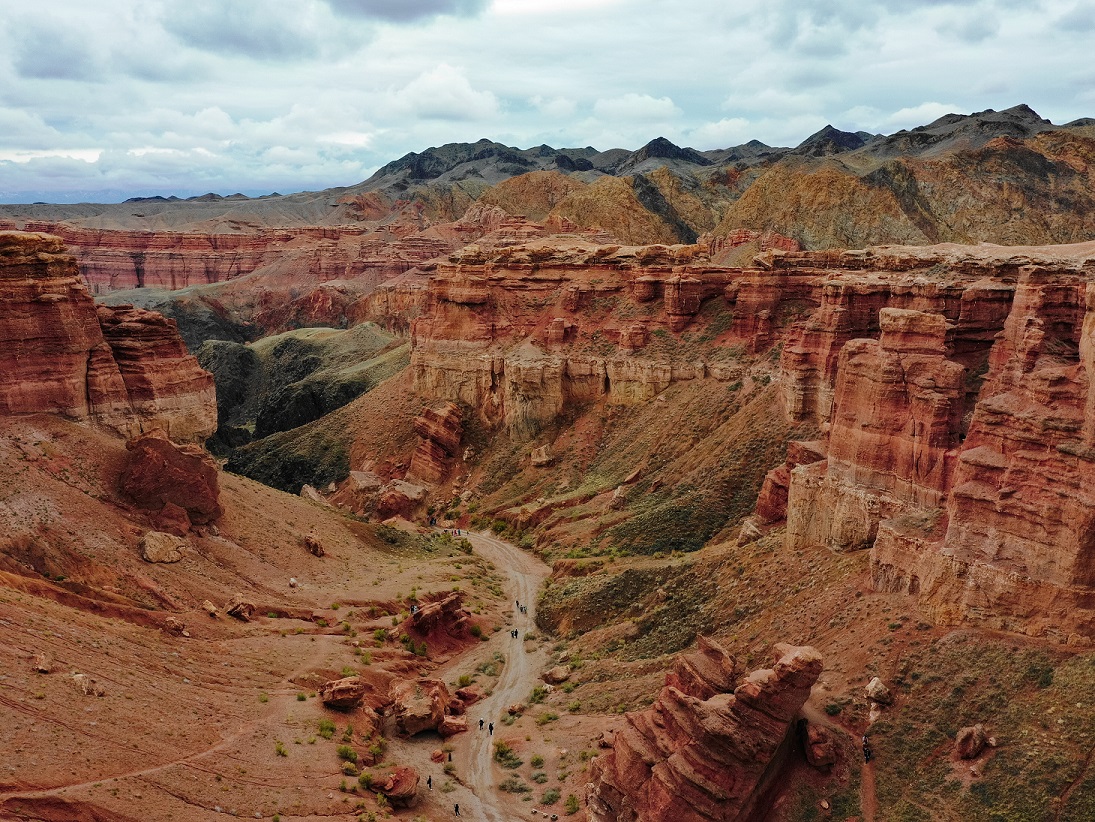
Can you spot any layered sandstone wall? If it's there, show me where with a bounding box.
[765,242,1095,640]
[587,639,823,822]
[0,220,451,296]
[0,232,216,442]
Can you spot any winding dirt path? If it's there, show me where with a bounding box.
[397,530,550,822]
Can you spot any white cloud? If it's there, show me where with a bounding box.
[593,94,681,122]
[390,64,501,121]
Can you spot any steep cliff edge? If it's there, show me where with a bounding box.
[0,231,215,441]
[762,241,1095,640]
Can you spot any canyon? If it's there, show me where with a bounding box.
[3,103,1095,821]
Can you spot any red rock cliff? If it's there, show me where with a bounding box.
[0,231,216,442]
[587,639,823,822]
[766,241,1095,640]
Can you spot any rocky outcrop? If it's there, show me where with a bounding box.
[121,430,223,525]
[406,402,463,483]
[139,531,186,563]
[0,231,216,441]
[587,640,822,822]
[388,678,455,737]
[319,676,371,710]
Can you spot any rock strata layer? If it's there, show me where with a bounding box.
[0,231,216,441]
[587,639,822,822]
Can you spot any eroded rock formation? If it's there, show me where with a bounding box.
[0,231,216,441]
[587,639,822,822]
[763,241,1095,639]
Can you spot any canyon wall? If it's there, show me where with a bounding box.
[0,220,450,296]
[759,242,1095,640]
[406,233,1095,638]
[0,231,216,441]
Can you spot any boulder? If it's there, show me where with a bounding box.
[956,724,988,759]
[72,673,105,697]
[438,714,468,737]
[121,430,222,523]
[530,445,554,467]
[804,724,837,768]
[225,594,255,621]
[455,684,485,705]
[507,703,525,715]
[139,531,186,563]
[597,730,616,749]
[378,766,420,807]
[542,665,571,685]
[319,676,369,710]
[866,677,893,705]
[304,534,325,557]
[202,599,219,618]
[389,678,452,736]
[430,749,446,763]
[33,652,51,674]
[163,617,189,637]
[152,502,191,536]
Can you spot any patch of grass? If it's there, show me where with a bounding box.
[274,741,287,757]
[336,745,358,764]
[493,740,524,769]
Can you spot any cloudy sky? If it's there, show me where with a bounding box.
[2,0,1093,202]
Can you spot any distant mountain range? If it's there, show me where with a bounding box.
[4,104,1095,249]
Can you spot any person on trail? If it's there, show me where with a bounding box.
[427,775,432,790]
[479,718,485,730]
[454,803,460,816]
[515,599,520,608]
[488,722,494,735]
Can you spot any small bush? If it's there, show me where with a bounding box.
[499,775,531,793]
[259,693,269,703]
[530,754,545,768]
[458,674,473,687]
[542,788,561,805]
[337,745,358,764]
[318,719,336,739]
[296,693,307,701]
[358,771,373,789]
[529,685,548,704]
[342,761,359,776]
[824,702,842,716]
[536,712,559,725]
[493,740,523,769]
[564,794,580,815]
[469,624,483,638]
[531,771,548,784]
[274,741,287,757]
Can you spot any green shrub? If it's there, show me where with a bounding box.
[542,788,561,805]
[358,771,373,789]
[274,741,287,757]
[529,685,548,704]
[493,740,523,769]
[318,719,336,739]
[336,745,358,764]
[458,674,473,687]
[530,754,545,767]
[564,794,580,815]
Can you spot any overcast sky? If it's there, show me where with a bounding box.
[2,0,1093,202]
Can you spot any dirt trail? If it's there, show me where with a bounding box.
[395,530,550,821]
[801,702,877,822]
